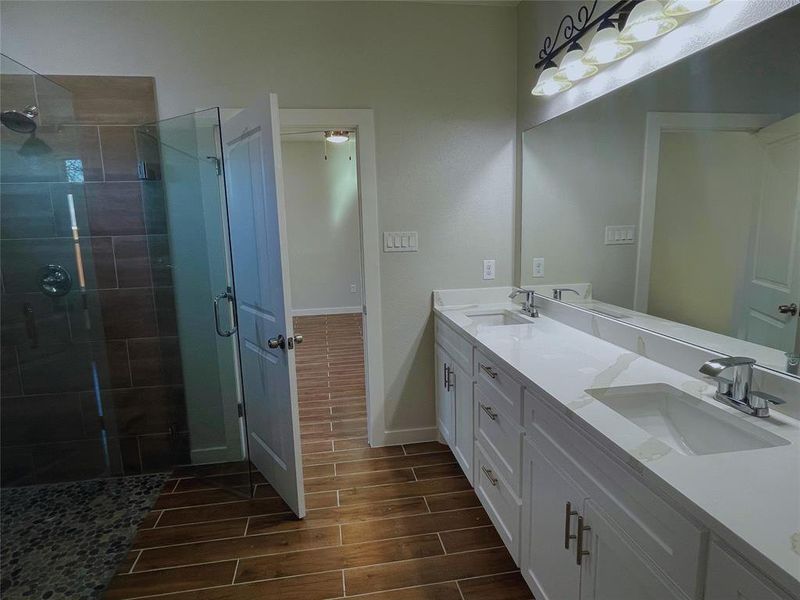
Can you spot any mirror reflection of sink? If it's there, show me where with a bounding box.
[466,310,532,327]
[586,384,789,456]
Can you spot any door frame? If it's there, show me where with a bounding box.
[274,108,386,448]
[633,111,778,312]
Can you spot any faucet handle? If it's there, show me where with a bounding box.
[750,391,786,406]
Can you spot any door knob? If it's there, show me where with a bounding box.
[778,303,797,316]
[268,335,286,349]
[293,334,303,345]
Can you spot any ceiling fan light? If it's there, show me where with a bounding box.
[618,0,678,43]
[531,66,572,96]
[664,0,723,16]
[554,48,598,82]
[582,26,634,65]
[324,130,349,144]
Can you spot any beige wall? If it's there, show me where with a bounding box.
[281,140,362,313]
[648,131,760,335]
[0,1,517,437]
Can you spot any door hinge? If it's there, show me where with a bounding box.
[237,403,244,418]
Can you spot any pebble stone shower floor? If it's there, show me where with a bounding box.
[0,473,168,599]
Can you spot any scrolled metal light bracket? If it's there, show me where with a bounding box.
[534,0,640,70]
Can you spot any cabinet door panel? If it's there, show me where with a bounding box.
[435,344,454,445]
[705,540,793,600]
[578,500,684,600]
[451,360,474,483]
[521,439,585,600]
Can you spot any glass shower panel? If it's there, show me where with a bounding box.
[0,55,117,485]
[135,109,246,485]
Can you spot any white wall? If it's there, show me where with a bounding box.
[281,140,362,314]
[0,1,517,437]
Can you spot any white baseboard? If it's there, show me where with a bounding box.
[292,306,362,317]
[381,426,439,447]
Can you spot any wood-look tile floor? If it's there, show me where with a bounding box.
[105,314,531,599]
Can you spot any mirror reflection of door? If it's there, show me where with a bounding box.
[740,113,800,360]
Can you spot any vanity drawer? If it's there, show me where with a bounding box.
[475,348,523,423]
[435,316,473,374]
[525,389,704,599]
[475,442,522,564]
[475,383,524,494]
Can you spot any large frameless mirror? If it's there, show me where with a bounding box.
[520,8,800,378]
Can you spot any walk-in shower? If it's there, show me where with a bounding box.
[0,54,251,599]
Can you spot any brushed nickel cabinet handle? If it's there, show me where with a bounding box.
[481,465,498,486]
[448,367,455,391]
[479,363,498,379]
[564,502,578,549]
[576,515,591,565]
[480,403,498,420]
[443,363,450,390]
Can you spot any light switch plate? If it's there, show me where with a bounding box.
[533,257,544,278]
[605,225,636,245]
[383,231,418,252]
[483,259,496,280]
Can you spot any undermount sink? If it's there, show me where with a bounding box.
[465,309,532,327]
[586,384,789,456]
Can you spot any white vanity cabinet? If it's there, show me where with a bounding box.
[434,343,454,445]
[432,311,798,600]
[434,317,474,483]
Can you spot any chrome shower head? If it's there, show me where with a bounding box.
[1,105,39,133]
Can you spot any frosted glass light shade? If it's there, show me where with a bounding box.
[325,130,349,144]
[582,27,634,65]
[554,49,598,82]
[531,66,572,96]
[664,0,723,16]
[619,0,678,43]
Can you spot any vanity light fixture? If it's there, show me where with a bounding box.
[324,130,349,144]
[618,0,678,43]
[582,22,634,65]
[554,42,599,82]
[531,0,723,97]
[532,61,573,96]
[663,0,723,16]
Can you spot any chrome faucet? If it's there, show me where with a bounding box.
[699,357,786,417]
[552,287,580,301]
[509,287,539,318]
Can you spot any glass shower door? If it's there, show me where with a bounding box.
[135,108,246,481]
[0,55,119,485]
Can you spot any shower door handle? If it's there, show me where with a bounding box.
[213,288,238,337]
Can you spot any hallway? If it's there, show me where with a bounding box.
[294,314,368,454]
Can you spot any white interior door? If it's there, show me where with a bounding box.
[740,113,800,354]
[221,94,305,517]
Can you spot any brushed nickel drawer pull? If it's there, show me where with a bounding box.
[576,515,591,565]
[479,363,498,379]
[564,502,578,549]
[481,465,498,486]
[480,402,498,420]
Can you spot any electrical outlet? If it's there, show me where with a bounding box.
[483,259,496,280]
[533,257,544,278]
[350,284,358,294]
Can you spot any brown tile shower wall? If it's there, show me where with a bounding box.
[0,75,189,485]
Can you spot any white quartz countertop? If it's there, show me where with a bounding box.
[434,300,800,595]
